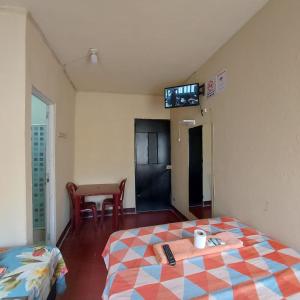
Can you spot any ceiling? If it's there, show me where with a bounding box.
[1,0,268,95]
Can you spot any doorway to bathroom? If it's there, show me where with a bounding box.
[188,123,213,219]
[31,90,55,244]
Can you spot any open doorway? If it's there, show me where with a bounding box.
[189,123,212,219]
[189,125,203,208]
[31,90,55,244]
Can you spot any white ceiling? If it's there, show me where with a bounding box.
[1,0,268,95]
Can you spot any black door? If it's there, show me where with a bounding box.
[189,125,203,207]
[135,119,171,212]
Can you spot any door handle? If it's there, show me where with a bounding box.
[166,165,172,170]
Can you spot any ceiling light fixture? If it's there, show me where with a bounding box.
[63,48,99,68]
[88,48,98,65]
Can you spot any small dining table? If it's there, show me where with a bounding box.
[74,183,121,231]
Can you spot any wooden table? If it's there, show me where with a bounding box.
[75,183,121,230]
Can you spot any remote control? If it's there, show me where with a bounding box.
[214,238,225,245]
[207,238,225,247]
[162,244,176,266]
[212,238,219,246]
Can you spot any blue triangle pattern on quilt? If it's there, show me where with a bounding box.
[228,268,251,285]
[183,278,206,299]
[262,257,287,273]
[128,228,140,236]
[292,262,300,272]
[227,228,243,237]
[157,223,169,231]
[117,263,127,272]
[258,273,283,296]
[210,287,234,300]
[143,265,162,281]
[209,226,223,234]
[209,217,221,224]
[236,222,248,228]
[111,241,128,252]
[225,249,243,259]
[132,246,147,257]
[187,220,197,226]
[131,289,144,300]
[182,230,194,238]
[187,256,204,269]
[149,235,163,244]
[104,271,117,296]
[256,241,274,250]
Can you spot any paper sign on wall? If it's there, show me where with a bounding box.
[206,77,216,98]
[216,69,227,93]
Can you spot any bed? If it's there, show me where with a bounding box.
[0,245,67,300]
[102,217,300,299]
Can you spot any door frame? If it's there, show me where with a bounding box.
[188,121,214,217]
[32,87,56,245]
[188,125,203,208]
[134,118,171,212]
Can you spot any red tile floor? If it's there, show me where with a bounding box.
[57,210,186,300]
[189,205,212,219]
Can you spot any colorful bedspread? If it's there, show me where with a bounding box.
[102,217,300,299]
[0,245,67,300]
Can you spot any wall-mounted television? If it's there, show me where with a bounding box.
[164,83,199,109]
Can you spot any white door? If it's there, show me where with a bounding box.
[32,90,56,245]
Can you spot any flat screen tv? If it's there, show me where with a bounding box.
[164,83,199,108]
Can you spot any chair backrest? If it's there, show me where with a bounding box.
[119,178,127,203]
[66,182,77,209]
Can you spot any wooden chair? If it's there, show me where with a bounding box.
[66,182,98,229]
[101,178,127,224]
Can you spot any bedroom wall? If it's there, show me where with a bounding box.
[26,17,76,242]
[0,7,28,246]
[0,7,75,246]
[74,92,169,209]
[171,0,300,250]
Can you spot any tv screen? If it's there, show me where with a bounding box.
[165,83,199,108]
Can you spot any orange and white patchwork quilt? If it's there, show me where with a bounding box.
[102,217,300,299]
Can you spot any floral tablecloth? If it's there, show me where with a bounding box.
[0,245,67,300]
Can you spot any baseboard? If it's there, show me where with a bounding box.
[56,220,71,248]
[124,208,136,214]
[202,200,212,207]
[170,205,188,221]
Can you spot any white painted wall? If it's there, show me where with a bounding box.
[27,17,76,242]
[171,0,300,250]
[171,108,212,220]
[0,7,75,246]
[74,92,169,209]
[0,7,28,246]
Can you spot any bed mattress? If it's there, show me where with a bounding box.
[102,217,300,299]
